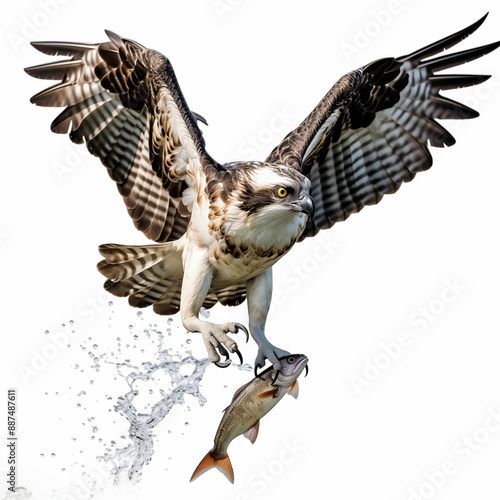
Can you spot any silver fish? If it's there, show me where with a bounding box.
[190,354,308,483]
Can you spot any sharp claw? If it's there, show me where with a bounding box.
[305,364,309,377]
[271,369,280,387]
[234,348,243,365]
[234,323,249,343]
[254,363,264,379]
[214,360,231,368]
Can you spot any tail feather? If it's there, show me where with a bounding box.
[98,243,171,281]
[190,450,234,483]
[97,241,249,315]
[97,242,184,314]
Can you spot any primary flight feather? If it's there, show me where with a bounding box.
[25,14,499,370]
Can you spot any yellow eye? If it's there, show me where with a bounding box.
[275,187,288,198]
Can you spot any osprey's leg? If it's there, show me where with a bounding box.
[247,268,289,371]
[180,247,244,365]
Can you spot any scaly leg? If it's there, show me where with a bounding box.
[180,246,246,366]
[247,268,289,371]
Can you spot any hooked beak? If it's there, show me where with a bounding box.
[298,194,315,218]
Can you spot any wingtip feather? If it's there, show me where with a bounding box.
[398,13,493,63]
[105,29,123,47]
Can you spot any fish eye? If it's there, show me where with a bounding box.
[275,186,289,198]
[287,356,296,363]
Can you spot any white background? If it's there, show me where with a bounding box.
[1,0,500,499]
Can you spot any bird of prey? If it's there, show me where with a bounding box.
[25,15,498,371]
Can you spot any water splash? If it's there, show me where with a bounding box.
[93,315,250,482]
[35,301,252,493]
[101,345,211,481]
[1,488,32,500]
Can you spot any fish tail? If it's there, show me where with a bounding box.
[190,449,234,483]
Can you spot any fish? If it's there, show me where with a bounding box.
[190,353,308,483]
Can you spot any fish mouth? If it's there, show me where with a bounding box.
[291,355,309,376]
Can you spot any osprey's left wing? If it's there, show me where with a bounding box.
[266,14,499,240]
[26,31,220,242]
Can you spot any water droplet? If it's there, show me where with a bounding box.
[199,307,210,319]
[108,301,114,306]
[40,453,44,458]
[50,453,55,458]
[93,344,98,350]
[186,339,192,344]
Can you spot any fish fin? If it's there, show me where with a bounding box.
[190,450,234,483]
[287,380,299,399]
[243,420,260,444]
[232,383,248,401]
[257,388,278,399]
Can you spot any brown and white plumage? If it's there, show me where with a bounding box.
[26,15,499,369]
[266,14,499,239]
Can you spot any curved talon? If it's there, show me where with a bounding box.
[234,323,249,343]
[254,363,264,379]
[213,347,243,368]
[271,369,280,387]
[214,360,231,368]
[234,348,243,366]
[304,364,309,377]
[214,349,230,368]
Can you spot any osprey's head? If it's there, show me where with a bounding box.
[224,162,314,251]
[238,163,314,219]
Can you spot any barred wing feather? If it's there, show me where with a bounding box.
[25,31,219,242]
[266,14,499,240]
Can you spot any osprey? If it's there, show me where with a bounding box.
[26,15,498,370]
